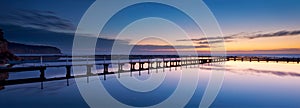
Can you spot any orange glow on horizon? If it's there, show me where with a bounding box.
[130,34,300,54]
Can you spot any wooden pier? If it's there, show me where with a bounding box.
[227,56,300,63]
[0,56,226,88]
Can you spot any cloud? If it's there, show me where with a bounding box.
[246,30,300,39]
[131,45,210,52]
[227,48,300,54]
[177,29,300,45]
[251,48,300,52]
[2,24,208,54]
[0,24,130,54]
[0,9,210,54]
[0,9,75,33]
[177,36,233,41]
[197,40,233,45]
[176,36,234,46]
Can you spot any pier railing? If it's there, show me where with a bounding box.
[227,56,300,63]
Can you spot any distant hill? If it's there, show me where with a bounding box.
[8,42,61,54]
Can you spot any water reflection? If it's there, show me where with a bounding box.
[210,61,300,107]
[201,66,300,78]
[201,61,300,78]
[0,61,300,107]
[101,71,179,107]
[246,68,300,77]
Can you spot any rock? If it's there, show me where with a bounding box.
[8,42,61,54]
[0,29,20,64]
[0,29,62,62]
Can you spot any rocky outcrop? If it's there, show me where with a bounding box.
[0,34,20,63]
[0,28,61,63]
[7,42,62,61]
[8,42,61,54]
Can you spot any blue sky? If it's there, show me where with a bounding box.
[205,0,300,33]
[0,0,300,54]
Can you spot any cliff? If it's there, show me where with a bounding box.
[8,42,61,54]
[1,28,61,62]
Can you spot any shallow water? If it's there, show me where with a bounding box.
[0,61,299,107]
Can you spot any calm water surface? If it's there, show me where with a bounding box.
[0,61,299,107]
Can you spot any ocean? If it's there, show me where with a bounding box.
[0,58,300,107]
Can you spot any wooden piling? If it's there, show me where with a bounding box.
[86,65,93,75]
[118,64,124,72]
[130,62,136,71]
[139,62,144,70]
[39,67,46,89]
[66,65,71,78]
[103,64,109,80]
[147,60,150,74]
[39,67,46,80]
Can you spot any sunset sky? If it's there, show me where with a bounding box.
[0,0,300,54]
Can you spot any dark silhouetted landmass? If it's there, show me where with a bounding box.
[8,42,61,54]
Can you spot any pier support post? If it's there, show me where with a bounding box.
[164,61,168,67]
[156,61,159,73]
[86,65,93,75]
[66,66,71,78]
[118,63,124,78]
[118,64,124,72]
[185,58,188,68]
[139,62,144,70]
[169,61,172,71]
[163,58,165,67]
[148,62,150,74]
[139,62,144,76]
[150,62,154,69]
[103,64,109,80]
[130,63,136,71]
[39,67,46,89]
[103,64,109,74]
[159,62,162,68]
[40,67,46,80]
[65,65,71,85]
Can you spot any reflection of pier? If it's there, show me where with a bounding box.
[227,56,300,63]
[0,56,226,89]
